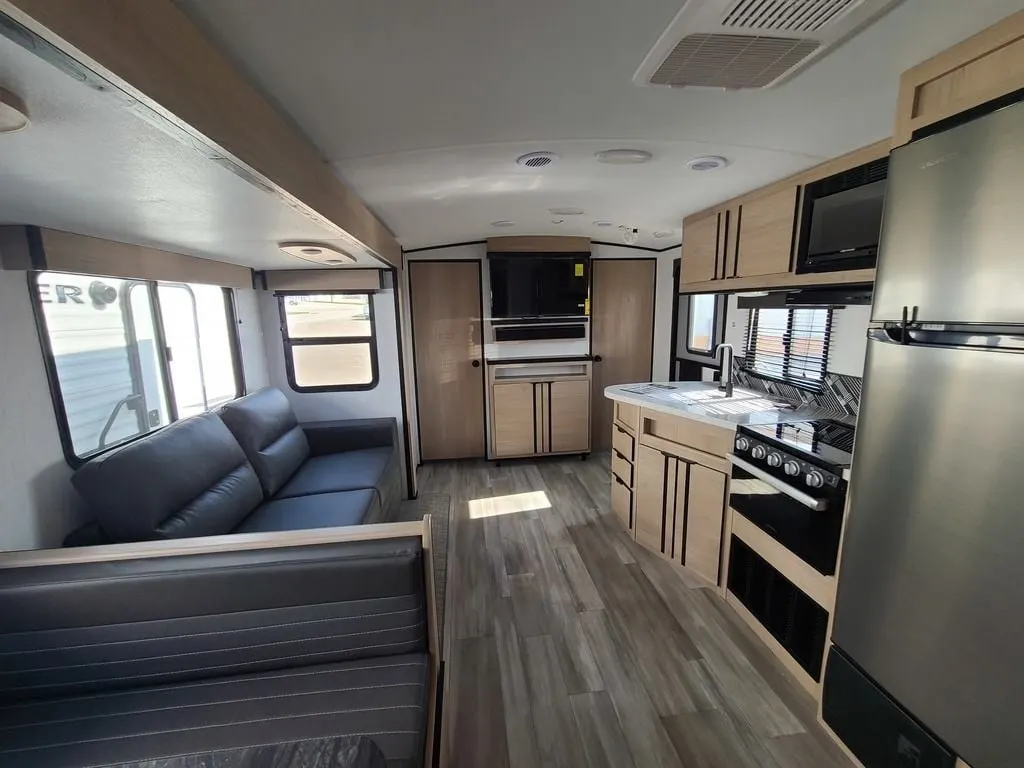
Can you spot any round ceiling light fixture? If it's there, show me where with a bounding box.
[686,155,730,172]
[620,226,640,246]
[0,87,30,134]
[596,149,652,165]
[516,151,559,169]
[549,207,585,216]
[653,230,674,239]
[593,221,614,228]
[278,241,356,266]
[490,220,516,228]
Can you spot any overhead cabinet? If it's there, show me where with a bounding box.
[488,362,592,459]
[679,141,888,294]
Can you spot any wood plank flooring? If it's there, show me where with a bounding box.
[422,456,853,768]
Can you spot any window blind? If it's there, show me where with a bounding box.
[745,307,832,388]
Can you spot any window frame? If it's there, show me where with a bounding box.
[277,291,380,394]
[684,293,725,358]
[743,307,833,391]
[28,271,245,467]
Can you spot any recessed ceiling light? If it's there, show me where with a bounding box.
[593,220,614,228]
[491,220,516,228]
[549,207,585,216]
[0,87,29,134]
[686,155,730,171]
[516,151,559,168]
[279,241,355,265]
[596,149,652,165]
[653,230,674,239]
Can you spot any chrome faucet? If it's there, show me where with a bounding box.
[716,343,735,398]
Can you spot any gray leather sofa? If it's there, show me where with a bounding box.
[0,535,432,767]
[70,388,402,544]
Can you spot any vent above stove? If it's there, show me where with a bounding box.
[635,0,904,90]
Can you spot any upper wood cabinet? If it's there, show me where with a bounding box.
[734,187,798,278]
[894,10,1024,146]
[680,212,720,284]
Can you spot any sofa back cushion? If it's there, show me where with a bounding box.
[0,537,426,702]
[218,388,310,497]
[72,414,264,542]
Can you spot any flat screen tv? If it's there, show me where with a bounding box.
[489,254,590,318]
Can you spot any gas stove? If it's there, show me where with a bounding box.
[739,418,855,472]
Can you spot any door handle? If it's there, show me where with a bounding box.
[472,360,481,368]
[593,355,603,362]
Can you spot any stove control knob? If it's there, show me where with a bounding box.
[752,445,767,460]
[735,437,750,452]
[767,452,783,468]
[784,461,801,477]
[806,471,825,489]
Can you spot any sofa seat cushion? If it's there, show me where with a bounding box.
[235,490,381,533]
[274,448,394,500]
[0,654,429,768]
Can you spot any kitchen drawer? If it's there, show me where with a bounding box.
[641,409,733,457]
[611,450,633,487]
[611,474,633,531]
[614,402,640,436]
[612,423,635,462]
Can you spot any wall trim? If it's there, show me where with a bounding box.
[404,238,682,256]
[403,240,487,255]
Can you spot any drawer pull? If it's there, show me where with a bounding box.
[614,475,628,488]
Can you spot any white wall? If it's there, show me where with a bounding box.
[723,295,871,377]
[258,277,408,491]
[234,287,270,391]
[0,268,87,551]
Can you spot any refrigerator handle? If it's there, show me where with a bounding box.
[868,328,903,344]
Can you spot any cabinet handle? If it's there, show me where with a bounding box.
[472,360,481,368]
[614,475,628,488]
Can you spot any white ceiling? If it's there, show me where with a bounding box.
[177,0,1024,250]
[0,31,388,270]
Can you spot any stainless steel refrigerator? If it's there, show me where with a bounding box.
[832,97,1024,768]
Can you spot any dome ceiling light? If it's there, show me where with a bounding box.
[278,241,356,266]
[596,149,653,165]
[0,87,30,134]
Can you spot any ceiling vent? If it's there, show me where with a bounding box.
[517,151,558,168]
[635,0,903,90]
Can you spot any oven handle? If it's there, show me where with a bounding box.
[729,455,829,512]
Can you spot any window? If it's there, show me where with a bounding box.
[745,307,833,389]
[32,272,243,462]
[686,294,722,355]
[279,293,378,392]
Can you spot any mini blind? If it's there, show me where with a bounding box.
[745,307,832,388]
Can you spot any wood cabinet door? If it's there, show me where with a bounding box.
[591,260,656,450]
[492,381,536,458]
[409,260,485,460]
[680,212,719,284]
[549,378,590,453]
[634,444,668,553]
[734,187,798,278]
[684,464,728,585]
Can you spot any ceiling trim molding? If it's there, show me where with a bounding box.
[487,235,590,253]
[0,0,401,269]
[591,239,682,253]
[402,239,487,255]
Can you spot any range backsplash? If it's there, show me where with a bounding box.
[732,357,863,418]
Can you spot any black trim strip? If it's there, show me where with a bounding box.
[592,239,681,253]
[532,383,539,455]
[403,239,487,255]
[148,282,179,423]
[679,462,692,566]
[713,213,722,280]
[390,269,416,498]
[546,382,553,454]
[660,453,670,553]
[486,355,592,365]
[731,207,742,278]
[223,287,246,398]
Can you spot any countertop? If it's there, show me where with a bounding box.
[604,382,845,429]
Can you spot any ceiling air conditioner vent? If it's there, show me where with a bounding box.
[650,33,820,90]
[722,0,864,33]
[635,0,903,90]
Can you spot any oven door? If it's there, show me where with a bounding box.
[729,456,844,575]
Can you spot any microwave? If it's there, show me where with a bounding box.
[795,156,888,273]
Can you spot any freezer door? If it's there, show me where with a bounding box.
[873,99,1024,324]
[833,332,1024,768]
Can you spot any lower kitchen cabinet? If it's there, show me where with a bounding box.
[549,378,591,454]
[633,439,729,584]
